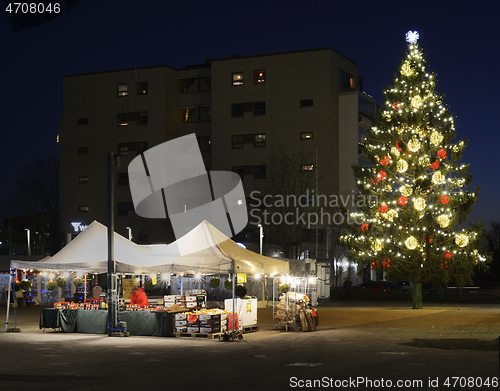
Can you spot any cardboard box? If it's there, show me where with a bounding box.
[187,327,199,333]
[175,327,187,333]
[175,313,188,321]
[186,302,197,308]
[175,320,187,327]
[199,326,220,334]
[185,295,197,302]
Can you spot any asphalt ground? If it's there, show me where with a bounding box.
[0,301,499,391]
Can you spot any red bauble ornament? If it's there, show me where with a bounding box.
[380,155,390,166]
[377,170,387,181]
[392,101,401,111]
[445,251,453,259]
[440,195,450,205]
[423,236,433,243]
[437,149,447,159]
[378,203,389,213]
[396,141,404,151]
[429,160,439,169]
[361,223,369,232]
[398,196,408,206]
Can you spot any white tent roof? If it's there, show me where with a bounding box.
[10,220,289,276]
[10,221,152,273]
[118,220,289,275]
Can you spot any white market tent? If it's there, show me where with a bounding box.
[122,220,289,276]
[10,220,152,273]
[9,219,289,276]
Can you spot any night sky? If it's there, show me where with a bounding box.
[1,1,499,230]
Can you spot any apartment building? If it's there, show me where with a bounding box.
[59,48,376,259]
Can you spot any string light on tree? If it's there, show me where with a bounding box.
[342,30,489,310]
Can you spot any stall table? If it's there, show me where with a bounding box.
[40,308,174,337]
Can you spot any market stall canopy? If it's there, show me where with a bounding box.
[117,220,289,276]
[10,221,152,273]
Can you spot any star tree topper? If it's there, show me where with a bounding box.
[405,30,419,44]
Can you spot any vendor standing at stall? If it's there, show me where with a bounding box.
[130,286,150,307]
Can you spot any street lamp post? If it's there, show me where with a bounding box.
[258,224,263,255]
[126,226,132,241]
[25,229,31,256]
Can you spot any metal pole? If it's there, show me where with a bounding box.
[258,224,263,255]
[5,268,12,331]
[26,229,31,256]
[107,152,116,336]
[232,260,235,341]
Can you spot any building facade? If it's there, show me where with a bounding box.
[59,48,376,260]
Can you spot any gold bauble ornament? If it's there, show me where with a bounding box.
[386,209,398,222]
[430,131,444,145]
[391,146,401,157]
[415,126,426,137]
[385,115,392,122]
[432,172,445,184]
[405,236,418,250]
[397,159,408,173]
[384,185,392,192]
[401,62,414,77]
[452,145,459,153]
[400,185,413,197]
[437,215,450,228]
[414,197,426,211]
[411,95,422,109]
[455,234,469,248]
[408,139,421,152]
[371,239,383,252]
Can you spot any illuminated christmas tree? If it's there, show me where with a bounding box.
[343,31,489,308]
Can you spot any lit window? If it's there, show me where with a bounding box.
[137,112,148,125]
[117,114,128,126]
[77,176,89,183]
[78,205,89,213]
[339,70,355,90]
[301,164,314,171]
[254,70,265,84]
[117,83,128,96]
[77,118,88,125]
[253,101,266,116]
[254,134,266,147]
[232,72,243,86]
[137,81,148,95]
[300,99,313,107]
[301,132,313,140]
[231,103,244,117]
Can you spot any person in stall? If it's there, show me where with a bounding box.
[129,286,150,308]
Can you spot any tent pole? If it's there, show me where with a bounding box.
[232,260,235,341]
[107,152,118,336]
[5,268,12,331]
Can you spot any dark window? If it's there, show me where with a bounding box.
[301,132,313,140]
[254,165,266,180]
[243,134,254,144]
[78,205,89,213]
[118,202,134,216]
[254,134,266,147]
[78,147,88,154]
[253,101,266,116]
[137,112,148,125]
[137,231,149,243]
[300,99,313,107]
[231,103,244,117]
[118,144,129,156]
[301,164,314,171]
[137,81,148,95]
[232,72,243,86]
[117,83,128,97]
[254,70,265,84]
[302,228,326,244]
[77,118,88,125]
[232,135,243,149]
[117,173,129,186]
[77,176,88,183]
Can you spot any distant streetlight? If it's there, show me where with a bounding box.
[258,224,263,255]
[25,228,31,255]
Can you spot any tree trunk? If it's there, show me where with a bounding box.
[412,283,422,309]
